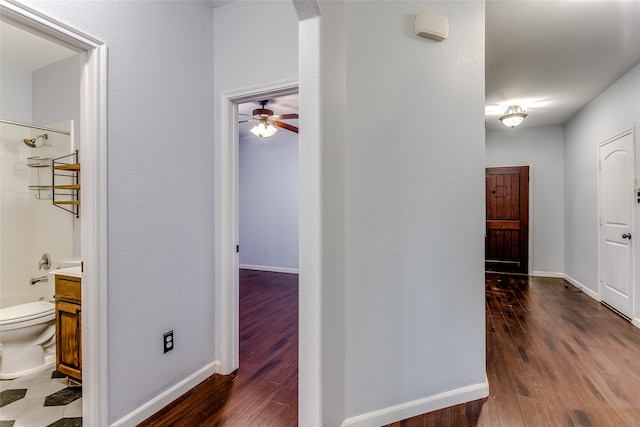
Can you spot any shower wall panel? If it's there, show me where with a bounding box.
[0,122,74,308]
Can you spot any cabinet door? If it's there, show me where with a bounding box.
[56,300,82,380]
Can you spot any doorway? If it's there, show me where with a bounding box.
[0,3,108,425]
[217,80,299,374]
[485,166,529,274]
[237,95,299,415]
[598,129,636,319]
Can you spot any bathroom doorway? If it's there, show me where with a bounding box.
[0,3,107,426]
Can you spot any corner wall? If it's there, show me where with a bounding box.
[316,1,487,423]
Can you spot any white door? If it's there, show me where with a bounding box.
[599,129,635,318]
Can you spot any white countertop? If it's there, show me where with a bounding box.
[49,266,82,278]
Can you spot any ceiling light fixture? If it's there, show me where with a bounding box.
[250,120,278,138]
[499,105,528,128]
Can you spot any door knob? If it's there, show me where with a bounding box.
[622,233,631,240]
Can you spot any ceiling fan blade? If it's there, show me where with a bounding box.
[273,120,298,134]
[238,119,256,124]
[273,113,299,120]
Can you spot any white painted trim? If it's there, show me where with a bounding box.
[297,13,322,426]
[528,163,534,275]
[239,264,299,274]
[217,79,299,375]
[0,2,109,426]
[532,271,564,278]
[81,42,109,427]
[340,380,489,427]
[110,361,219,427]
[563,274,600,301]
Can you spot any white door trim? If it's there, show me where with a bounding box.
[597,127,636,319]
[217,79,299,374]
[0,2,109,425]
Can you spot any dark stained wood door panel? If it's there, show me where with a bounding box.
[485,166,529,274]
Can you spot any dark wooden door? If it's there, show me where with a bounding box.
[485,166,529,274]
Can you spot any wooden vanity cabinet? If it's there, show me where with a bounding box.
[55,274,82,381]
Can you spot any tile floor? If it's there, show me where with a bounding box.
[0,368,81,427]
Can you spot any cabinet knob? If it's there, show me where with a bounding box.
[76,309,81,315]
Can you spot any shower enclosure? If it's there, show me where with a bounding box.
[0,120,76,308]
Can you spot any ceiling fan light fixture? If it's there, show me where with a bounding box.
[499,105,528,128]
[250,121,278,138]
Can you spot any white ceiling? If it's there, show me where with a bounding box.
[0,21,77,71]
[3,1,639,133]
[485,0,640,131]
[237,1,640,134]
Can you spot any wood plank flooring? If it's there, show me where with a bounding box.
[391,274,640,426]
[138,269,298,426]
[480,273,640,427]
[139,272,640,426]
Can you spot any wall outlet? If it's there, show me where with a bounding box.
[163,330,174,353]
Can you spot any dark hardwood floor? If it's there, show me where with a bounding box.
[138,269,298,426]
[390,274,640,426]
[140,272,640,426]
[479,273,640,427]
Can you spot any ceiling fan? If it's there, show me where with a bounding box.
[239,100,298,138]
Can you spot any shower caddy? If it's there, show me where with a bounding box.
[52,150,80,218]
[27,152,52,200]
[26,150,79,218]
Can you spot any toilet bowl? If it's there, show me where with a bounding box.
[0,301,56,379]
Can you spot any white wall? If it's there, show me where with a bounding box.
[0,59,32,306]
[486,125,564,275]
[20,1,488,424]
[564,62,640,319]
[33,54,83,152]
[312,1,487,423]
[239,131,299,272]
[24,0,216,422]
[0,63,32,123]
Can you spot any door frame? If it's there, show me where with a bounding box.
[0,1,108,425]
[217,79,299,374]
[485,164,534,275]
[597,128,636,319]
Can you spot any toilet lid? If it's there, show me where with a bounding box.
[0,301,55,325]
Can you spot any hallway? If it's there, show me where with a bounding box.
[139,272,640,426]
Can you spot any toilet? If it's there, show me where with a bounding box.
[0,300,56,379]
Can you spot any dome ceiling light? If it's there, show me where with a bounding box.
[499,105,528,128]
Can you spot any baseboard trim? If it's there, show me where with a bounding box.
[563,274,600,301]
[340,378,489,427]
[239,264,299,274]
[633,317,640,329]
[531,271,564,278]
[110,360,220,427]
